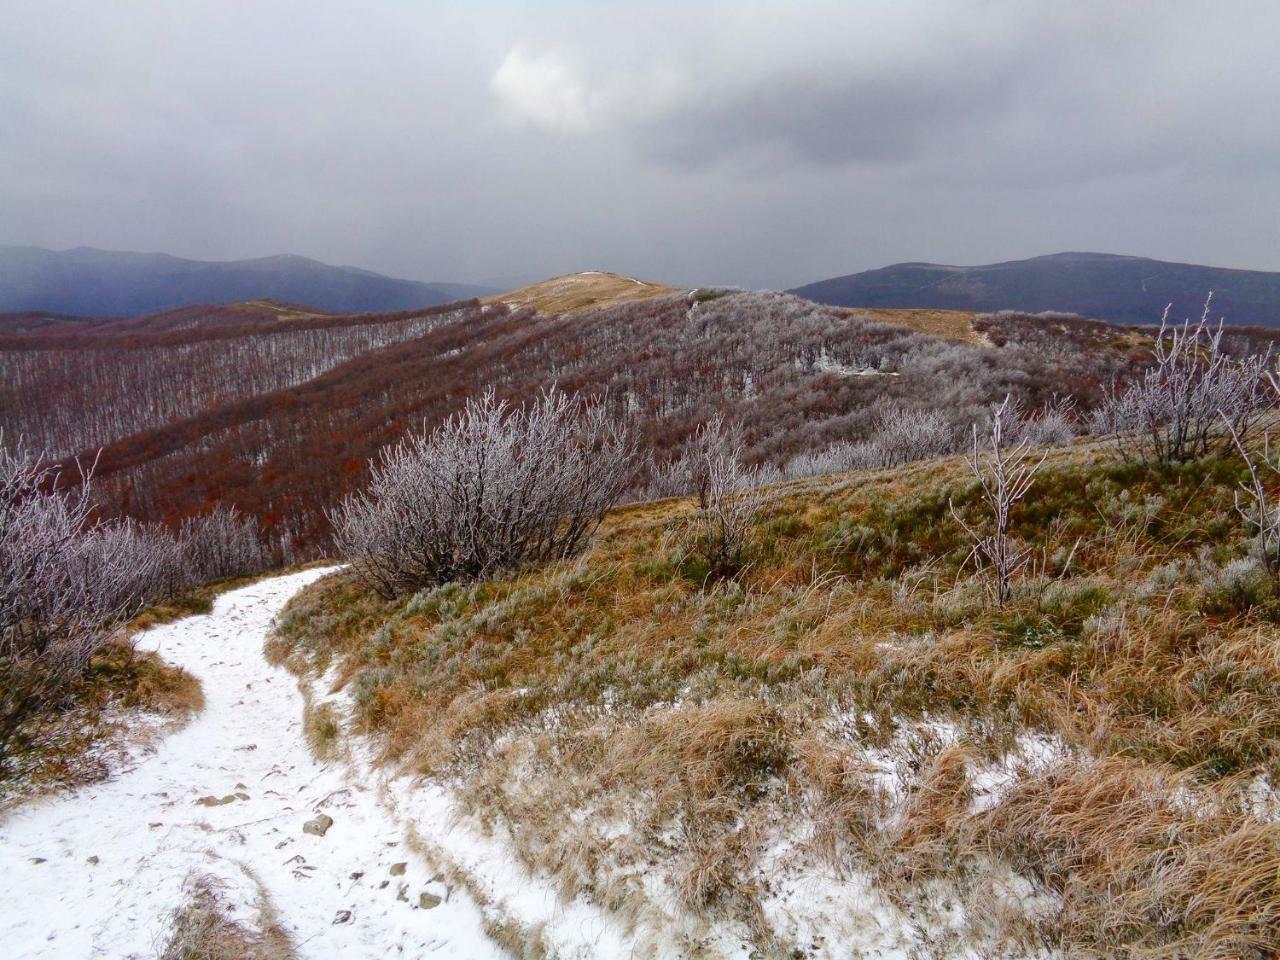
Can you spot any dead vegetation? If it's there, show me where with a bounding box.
[156,872,295,960]
[273,432,1280,957]
[484,271,679,316]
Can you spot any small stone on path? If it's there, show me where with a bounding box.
[303,813,334,837]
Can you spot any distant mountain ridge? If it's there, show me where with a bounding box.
[791,252,1280,326]
[0,245,497,316]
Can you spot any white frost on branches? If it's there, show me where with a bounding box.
[331,389,635,598]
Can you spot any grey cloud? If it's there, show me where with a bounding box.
[0,1,1278,292]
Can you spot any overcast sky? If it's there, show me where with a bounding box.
[2,1,1278,289]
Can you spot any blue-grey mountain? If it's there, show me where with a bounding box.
[0,245,497,316]
[791,252,1280,326]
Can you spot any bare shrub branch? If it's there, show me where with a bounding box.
[951,396,1047,607]
[677,419,765,579]
[1093,296,1271,463]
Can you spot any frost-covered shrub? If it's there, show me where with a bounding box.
[952,396,1047,607]
[331,389,635,598]
[1091,301,1271,462]
[81,518,184,613]
[784,440,881,480]
[1201,556,1274,615]
[0,443,145,762]
[178,507,269,587]
[1016,396,1077,448]
[872,407,956,467]
[677,420,765,579]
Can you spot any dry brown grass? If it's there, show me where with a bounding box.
[274,441,1280,954]
[484,272,680,316]
[840,306,980,344]
[157,872,295,960]
[978,757,1280,959]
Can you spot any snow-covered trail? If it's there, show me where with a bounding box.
[0,568,505,960]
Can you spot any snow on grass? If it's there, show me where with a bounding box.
[0,568,502,960]
[0,564,1077,959]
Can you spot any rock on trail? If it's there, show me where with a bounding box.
[0,568,502,959]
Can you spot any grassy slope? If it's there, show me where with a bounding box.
[484,271,680,315]
[274,443,1280,958]
[842,306,980,344]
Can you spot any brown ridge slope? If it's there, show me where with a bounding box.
[484,271,679,316]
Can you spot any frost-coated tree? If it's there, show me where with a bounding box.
[677,418,765,578]
[331,389,636,598]
[1092,298,1270,463]
[952,396,1047,607]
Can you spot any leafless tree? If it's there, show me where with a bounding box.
[951,396,1047,607]
[1093,297,1270,463]
[331,389,635,598]
[678,419,765,578]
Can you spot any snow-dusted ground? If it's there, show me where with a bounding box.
[0,568,1064,960]
[0,568,505,960]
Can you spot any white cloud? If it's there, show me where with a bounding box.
[491,46,589,133]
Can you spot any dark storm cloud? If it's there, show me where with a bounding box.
[1,1,1278,291]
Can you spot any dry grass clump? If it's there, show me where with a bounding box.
[157,872,295,960]
[977,756,1280,959]
[879,743,975,891]
[273,441,1280,953]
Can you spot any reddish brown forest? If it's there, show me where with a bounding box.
[8,290,1269,555]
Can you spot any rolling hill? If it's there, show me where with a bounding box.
[791,252,1280,326]
[3,274,1201,552]
[0,245,496,316]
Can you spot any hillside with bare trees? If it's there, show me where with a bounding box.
[6,283,1277,556]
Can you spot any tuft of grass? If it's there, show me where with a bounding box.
[157,872,295,960]
[301,699,341,762]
